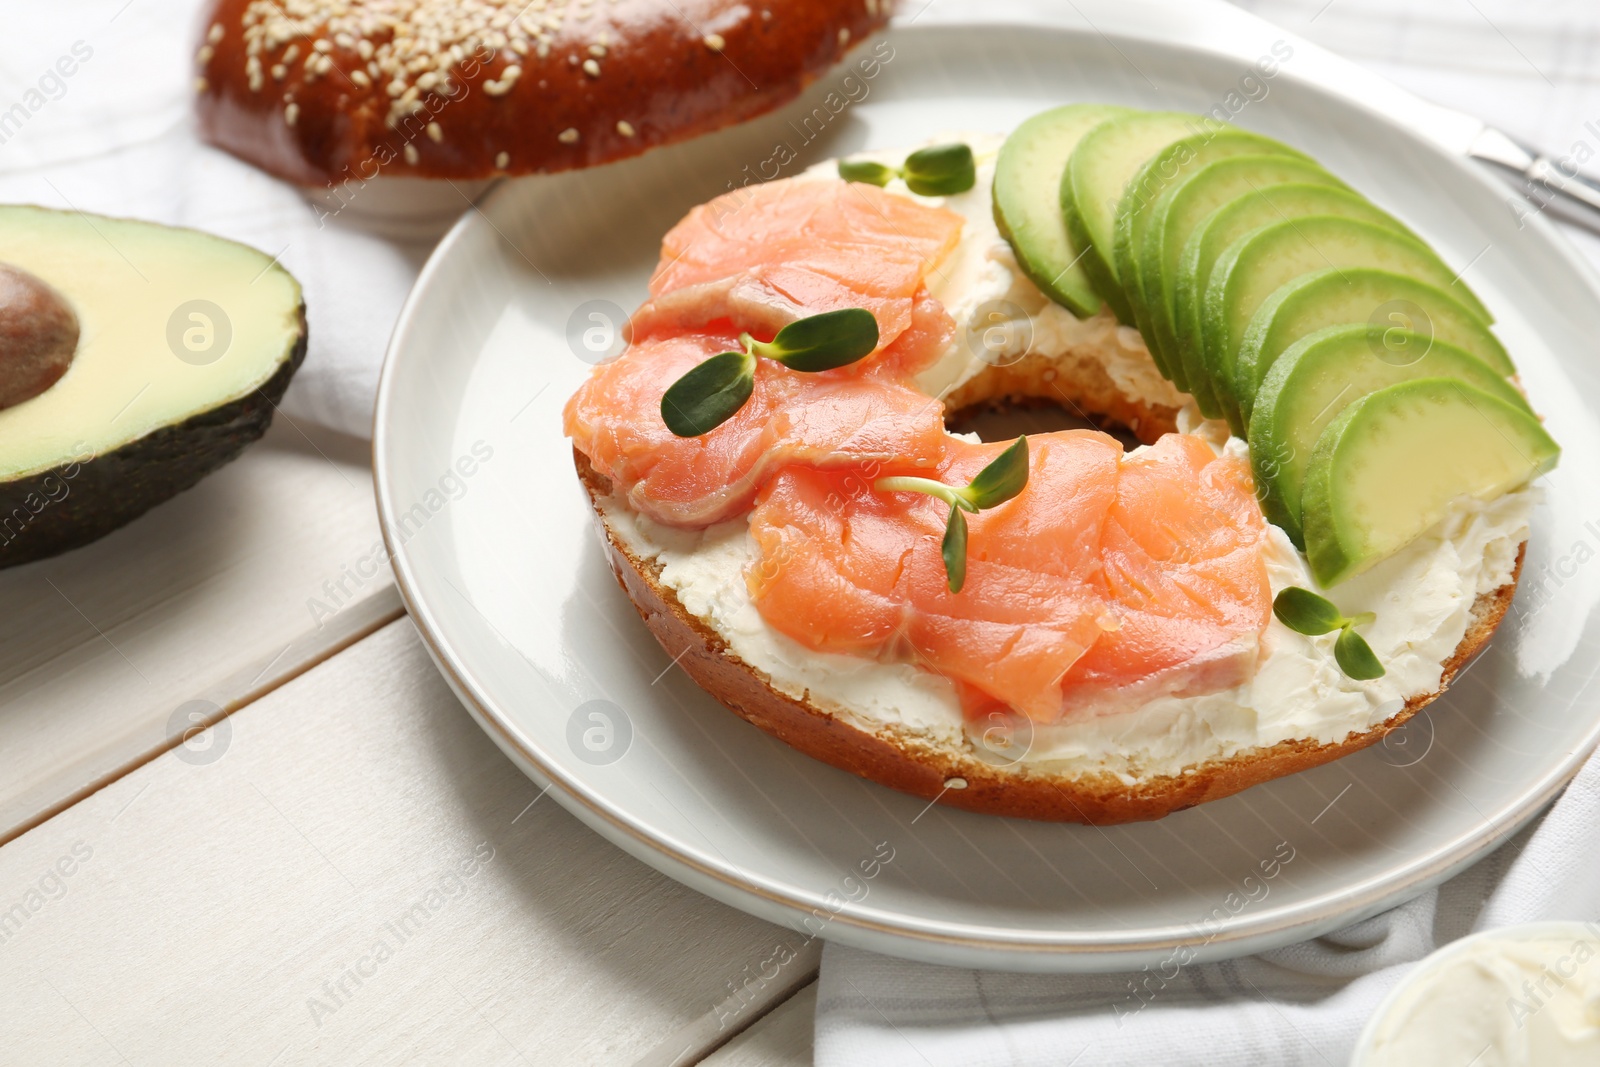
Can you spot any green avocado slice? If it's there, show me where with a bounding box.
[993,103,1135,318]
[0,205,306,568]
[1175,185,1411,423]
[1233,268,1513,428]
[1249,324,1533,545]
[1062,110,1203,325]
[1300,377,1558,586]
[1137,156,1348,393]
[1111,132,1313,383]
[1200,214,1489,434]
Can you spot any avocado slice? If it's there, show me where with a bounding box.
[1137,157,1348,392]
[1062,110,1202,324]
[1300,377,1558,586]
[0,206,306,568]
[1249,325,1533,545]
[993,103,1135,318]
[1233,268,1513,428]
[1175,186,1411,422]
[1111,131,1312,381]
[1201,215,1490,435]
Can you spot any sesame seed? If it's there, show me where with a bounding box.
[207,23,223,44]
[616,119,635,136]
[271,63,287,79]
[838,27,850,45]
[194,76,209,93]
[351,68,371,86]
[313,38,333,53]
[496,150,510,169]
[284,102,299,125]
[582,58,599,76]
[588,43,605,57]
[426,121,443,142]
[703,32,725,51]
[558,127,579,144]
[404,143,420,164]
[197,44,214,64]
[282,44,299,64]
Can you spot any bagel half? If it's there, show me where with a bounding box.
[579,447,1520,824]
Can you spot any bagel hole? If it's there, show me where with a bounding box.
[945,398,1142,451]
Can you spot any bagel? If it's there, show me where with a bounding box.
[193,0,890,186]
[563,131,1539,823]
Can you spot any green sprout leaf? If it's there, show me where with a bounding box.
[1334,626,1386,680]
[875,437,1030,593]
[901,143,976,196]
[964,436,1030,509]
[754,308,879,372]
[942,508,969,594]
[659,309,880,436]
[1273,587,1345,636]
[838,143,977,197]
[1274,586,1386,679]
[837,159,895,186]
[660,350,754,437]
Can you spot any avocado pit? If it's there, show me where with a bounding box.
[0,263,78,410]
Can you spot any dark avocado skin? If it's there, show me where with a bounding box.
[0,308,307,569]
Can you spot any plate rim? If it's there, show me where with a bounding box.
[373,6,1600,968]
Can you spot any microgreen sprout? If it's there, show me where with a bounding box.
[875,436,1030,593]
[659,308,879,437]
[1273,587,1385,679]
[839,143,977,196]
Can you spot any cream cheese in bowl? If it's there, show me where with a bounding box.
[1353,923,1600,1066]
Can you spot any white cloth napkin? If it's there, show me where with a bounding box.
[0,0,439,440]
[816,2,1600,1063]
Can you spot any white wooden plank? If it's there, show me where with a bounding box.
[0,415,398,841]
[701,984,817,1067]
[0,619,800,1066]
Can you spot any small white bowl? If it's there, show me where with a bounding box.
[1351,921,1600,1066]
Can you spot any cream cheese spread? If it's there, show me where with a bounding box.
[599,137,1534,781]
[1358,924,1600,1067]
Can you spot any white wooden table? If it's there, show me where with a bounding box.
[0,415,815,1065]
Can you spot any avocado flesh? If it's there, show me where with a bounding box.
[1234,268,1513,429]
[0,206,305,567]
[993,104,1134,319]
[1200,214,1488,434]
[1300,377,1558,587]
[1063,110,1201,324]
[1177,186,1411,422]
[1249,325,1533,545]
[1138,157,1346,392]
[1112,133,1312,382]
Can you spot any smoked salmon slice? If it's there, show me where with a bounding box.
[631,177,965,354]
[747,433,1271,722]
[563,324,950,527]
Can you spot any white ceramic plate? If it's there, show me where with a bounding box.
[374,3,1600,971]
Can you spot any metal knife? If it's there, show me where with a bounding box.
[1409,99,1600,236]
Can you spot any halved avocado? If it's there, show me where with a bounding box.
[1062,110,1202,324]
[993,103,1134,318]
[1138,156,1348,391]
[1175,185,1410,421]
[1111,131,1312,380]
[0,206,306,568]
[1233,268,1513,428]
[1200,215,1488,434]
[1301,377,1558,586]
[1249,325,1532,545]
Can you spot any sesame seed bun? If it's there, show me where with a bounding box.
[194,0,891,186]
